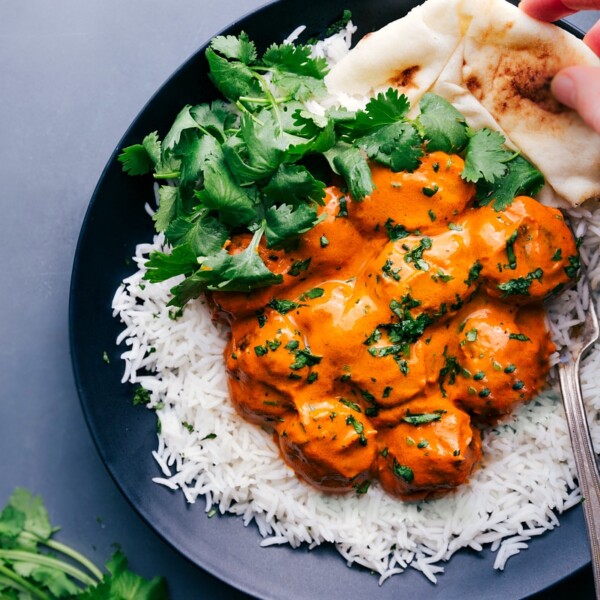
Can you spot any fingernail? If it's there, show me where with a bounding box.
[552,73,576,108]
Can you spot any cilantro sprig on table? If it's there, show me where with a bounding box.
[119,30,545,308]
[0,488,169,599]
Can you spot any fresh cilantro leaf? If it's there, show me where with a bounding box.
[118,132,161,176]
[342,89,411,138]
[222,136,276,183]
[325,144,373,200]
[263,43,328,80]
[8,489,52,542]
[286,113,336,157]
[417,93,468,153]
[168,228,282,305]
[0,504,25,541]
[152,186,178,233]
[201,151,256,226]
[205,47,261,102]
[475,155,545,211]
[358,121,423,172]
[239,111,286,177]
[190,101,236,144]
[262,164,326,206]
[264,202,321,248]
[262,44,328,100]
[177,133,221,189]
[77,551,169,600]
[165,212,228,257]
[144,244,199,283]
[162,106,202,153]
[209,32,257,64]
[462,128,513,184]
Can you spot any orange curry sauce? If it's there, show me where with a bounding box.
[212,151,577,501]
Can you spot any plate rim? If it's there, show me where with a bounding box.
[68,1,591,598]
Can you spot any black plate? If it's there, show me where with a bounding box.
[69,1,591,598]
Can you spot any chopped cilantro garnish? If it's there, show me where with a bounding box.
[402,410,445,425]
[565,255,580,279]
[403,237,432,271]
[300,287,324,300]
[505,230,518,270]
[392,459,414,483]
[340,398,362,412]
[465,261,483,286]
[422,184,439,197]
[346,415,368,445]
[289,348,322,370]
[267,298,305,314]
[551,248,562,261]
[289,258,311,276]
[384,218,410,241]
[497,268,543,297]
[133,386,151,406]
[509,333,530,342]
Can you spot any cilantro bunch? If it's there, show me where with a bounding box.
[119,31,544,308]
[0,488,168,599]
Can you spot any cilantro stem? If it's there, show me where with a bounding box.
[0,549,97,586]
[235,100,264,125]
[252,72,283,133]
[0,564,50,600]
[23,533,103,581]
[238,95,291,105]
[153,172,180,180]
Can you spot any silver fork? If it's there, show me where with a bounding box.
[557,278,600,597]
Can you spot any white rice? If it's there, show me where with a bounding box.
[110,23,600,584]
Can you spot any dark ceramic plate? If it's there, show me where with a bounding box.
[69,1,592,598]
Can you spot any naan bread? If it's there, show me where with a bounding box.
[325,0,465,105]
[326,0,600,207]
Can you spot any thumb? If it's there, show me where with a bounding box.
[552,65,600,133]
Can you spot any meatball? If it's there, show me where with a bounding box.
[376,397,481,500]
[277,398,377,492]
[468,196,578,303]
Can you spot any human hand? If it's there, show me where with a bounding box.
[520,0,600,133]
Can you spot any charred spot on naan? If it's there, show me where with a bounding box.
[388,65,420,89]
[466,45,577,118]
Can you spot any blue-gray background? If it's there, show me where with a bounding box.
[1,2,598,598]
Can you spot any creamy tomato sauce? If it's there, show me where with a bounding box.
[212,151,577,501]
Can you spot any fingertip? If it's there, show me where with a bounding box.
[519,0,575,21]
[551,72,576,108]
[583,20,600,56]
[553,66,600,134]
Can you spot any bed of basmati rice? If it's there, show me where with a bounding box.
[110,23,600,584]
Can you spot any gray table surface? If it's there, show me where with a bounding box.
[1,2,598,599]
